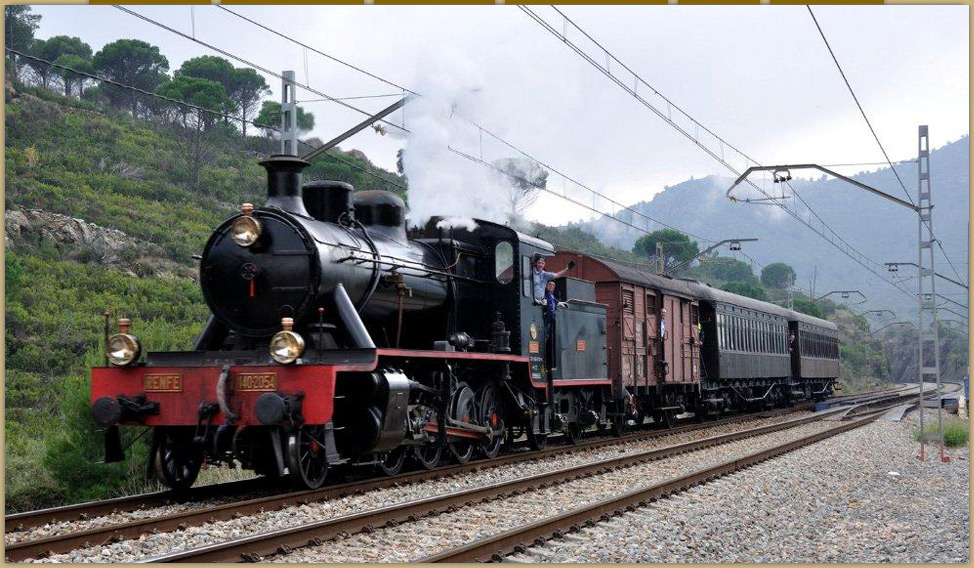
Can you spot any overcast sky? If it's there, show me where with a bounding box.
[32,5,969,226]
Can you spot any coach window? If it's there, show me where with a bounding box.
[717,314,724,349]
[495,242,514,285]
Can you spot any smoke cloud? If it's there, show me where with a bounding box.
[397,50,537,230]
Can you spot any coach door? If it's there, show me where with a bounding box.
[679,299,692,383]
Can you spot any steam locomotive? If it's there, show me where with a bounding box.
[90,155,838,490]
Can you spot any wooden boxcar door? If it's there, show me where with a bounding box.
[633,288,647,389]
[662,295,677,382]
[621,287,636,390]
[644,291,657,386]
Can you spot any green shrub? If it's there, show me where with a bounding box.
[914,420,970,448]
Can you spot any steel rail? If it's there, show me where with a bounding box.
[138,408,849,563]
[4,477,267,533]
[419,414,883,563]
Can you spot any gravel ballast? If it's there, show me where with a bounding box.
[274,422,838,562]
[510,413,970,563]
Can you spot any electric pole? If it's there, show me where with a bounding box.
[280,70,298,156]
[916,125,946,462]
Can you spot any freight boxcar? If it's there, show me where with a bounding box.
[550,252,703,427]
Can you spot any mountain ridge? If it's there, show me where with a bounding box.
[568,135,970,316]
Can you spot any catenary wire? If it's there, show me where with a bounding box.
[521,5,915,301]
[806,6,966,286]
[539,5,922,293]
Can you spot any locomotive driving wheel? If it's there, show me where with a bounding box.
[412,442,443,470]
[287,425,329,489]
[447,383,476,464]
[477,382,504,459]
[152,429,202,491]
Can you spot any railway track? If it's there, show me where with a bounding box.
[420,413,877,563]
[4,407,806,562]
[106,407,855,562]
[427,385,957,564]
[10,387,944,563]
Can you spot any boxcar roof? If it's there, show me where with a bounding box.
[570,253,836,331]
[596,257,700,299]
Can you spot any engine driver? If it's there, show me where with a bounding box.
[532,254,573,302]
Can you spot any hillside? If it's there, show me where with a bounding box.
[571,136,970,318]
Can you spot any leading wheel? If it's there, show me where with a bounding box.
[152,429,202,491]
[287,426,329,489]
[477,382,504,459]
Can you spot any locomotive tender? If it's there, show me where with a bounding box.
[90,155,838,490]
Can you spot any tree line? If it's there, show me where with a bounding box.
[631,228,804,307]
[5,6,314,140]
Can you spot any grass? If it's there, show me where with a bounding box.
[913,419,970,448]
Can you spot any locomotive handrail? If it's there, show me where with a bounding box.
[350,218,383,313]
[334,283,376,349]
[337,248,480,283]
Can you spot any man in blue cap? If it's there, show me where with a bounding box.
[532,254,574,303]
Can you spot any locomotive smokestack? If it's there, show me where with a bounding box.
[260,155,311,217]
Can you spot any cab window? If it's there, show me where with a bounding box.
[495,241,514,284]
[522,255,532,297]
